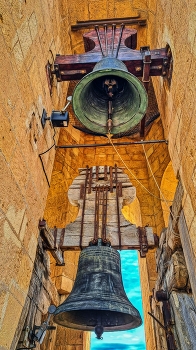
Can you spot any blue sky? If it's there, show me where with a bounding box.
[90,250,146,350]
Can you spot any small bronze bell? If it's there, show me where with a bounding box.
[53,241,142,337]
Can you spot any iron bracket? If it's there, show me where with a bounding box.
[39,220,65,266]
[138,226,148,257]
[152,291,177,350]
[71,16,147,31]
[45,61,53,95]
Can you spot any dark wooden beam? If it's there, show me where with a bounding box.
[52,29,170,81]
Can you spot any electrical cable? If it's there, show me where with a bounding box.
[38,128,57,187]
[39,128,56,156]
[142,144,175,220]
[106,133,173,203]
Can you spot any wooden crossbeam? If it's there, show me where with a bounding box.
[52,28,170,82]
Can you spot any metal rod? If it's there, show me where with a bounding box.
[76,15,141,24]
[115,165,121,249]
[56,140,168,149]
[80,166,89,248]
[148,312,166,331]
[95,25,104,57]
[115,23,125,58]
[111,24,116,56]
[71,18,146,31]
[88,166,93,193]
[109,166,113,193]
[94,187,99,240]
[103,24,108,56]
[102,186,108,241]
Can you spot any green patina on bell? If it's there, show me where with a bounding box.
[53,243,142,337]
[72,57,148,135]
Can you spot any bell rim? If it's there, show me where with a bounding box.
[72,68,148,135]
[53,309,142,331]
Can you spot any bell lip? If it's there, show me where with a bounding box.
[53,313,142,331]
[72,68,148,135]
[53,300,142,332]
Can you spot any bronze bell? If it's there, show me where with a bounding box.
[72,57,148,135]
[53,243,142,338]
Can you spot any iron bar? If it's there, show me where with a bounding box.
[138,226,148,258]
[115,165,121,248]
[80,166,89,248]
[102,186,108,241]
[148,312,176,350]
[140,49,151,137]
[71,18,146,31]
[109,166,113,193]
[148,312,166,331]
[95,25,104,57]
[96,165,99,181]
[56,139,168,149]
[116,24,125,58]
[94,186,100,240]
[104,165,108,181]
[111,24,116,56]
[88,166,93,193]
[77,15,141,23]
[103,24,108,56]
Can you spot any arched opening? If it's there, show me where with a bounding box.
[160,161,178,226]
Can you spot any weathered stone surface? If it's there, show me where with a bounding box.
[178,211,196,301]
[166,215,182,251]
[165,250,189,291]
[1,0,196,349]
[48,166,157,250]
[170,292,196,350]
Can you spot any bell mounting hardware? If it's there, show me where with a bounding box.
[50,24,172,137]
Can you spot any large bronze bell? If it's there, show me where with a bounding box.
[72,57,148,135]
[53,243,142,338]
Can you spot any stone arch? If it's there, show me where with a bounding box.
[122,197,142,227]
[160,161,178,226]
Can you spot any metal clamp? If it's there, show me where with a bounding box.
[138,226,148,257]
[29,305,57,345]
[17,306,57,350]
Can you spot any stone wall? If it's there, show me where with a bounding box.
[151,0,196,303]
[0,0,196,349]
[0,1,70,348]
[151,181,196,349]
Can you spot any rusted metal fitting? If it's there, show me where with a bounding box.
[138,226,148,257]
[38,219,46,229]
[156,290,170,302]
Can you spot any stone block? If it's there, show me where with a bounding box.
[0,292,23,350]
[55,275,73,295]
[165,250,189,291]
[0,108,17,163]
[178,211,196,302]
[170,292,196,350]
[65,328,83,345]
[28,12,38,41]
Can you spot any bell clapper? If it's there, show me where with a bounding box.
[104,77,118,133]
[95,325,104,340]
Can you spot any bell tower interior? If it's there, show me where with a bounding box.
[0,0,196,350]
